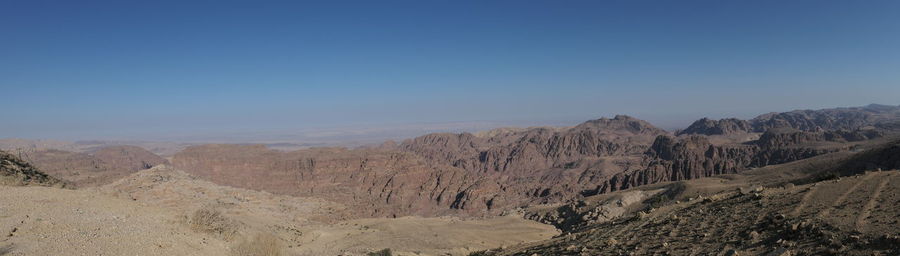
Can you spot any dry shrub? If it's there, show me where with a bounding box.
[231,233,283,256]
[190,206,238,239]
[367,248,392,256]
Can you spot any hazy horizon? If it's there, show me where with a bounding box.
[3,1,899,141]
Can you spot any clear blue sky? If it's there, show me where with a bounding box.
[2,0,899,140]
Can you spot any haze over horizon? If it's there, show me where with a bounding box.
[3,0,899,141]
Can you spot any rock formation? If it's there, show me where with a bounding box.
[678,118,753,135]
[171,105,900,218]
[750,104,900,132]
[0,150,68,187]
[20,146,167,187]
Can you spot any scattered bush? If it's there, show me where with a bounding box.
[231,233,283,256]
[367,248,392,256]
[189,206,238,239]
[467,251,491,256]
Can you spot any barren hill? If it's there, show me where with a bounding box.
[0,150,67,187]
[169,105,900,219]
[18,145,167,187]
[477,139,900,256]
[0,164,557,256]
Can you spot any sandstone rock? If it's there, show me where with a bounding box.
[678,118,753,135]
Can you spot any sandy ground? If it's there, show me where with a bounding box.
[0,165,558,256]
[0,185,229,256]
[298,215,558,255]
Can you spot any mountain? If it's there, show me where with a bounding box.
[751,104,900,132]
[170,105,900,219]
[679,104,900,136]
[476,139,900,256]
[677,118,753,135]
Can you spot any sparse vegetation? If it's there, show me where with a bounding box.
[644,182,687,208]
[231,233,283,256]
[367,248,392,256]
[467,250,491,256]
[189,206,238,239]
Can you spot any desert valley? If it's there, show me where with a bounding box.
[3,1,899,255]
[2,104,899,256]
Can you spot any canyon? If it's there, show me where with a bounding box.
[2,104,900,255]
[165,104,900,218]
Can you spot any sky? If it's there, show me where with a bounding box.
[2,0,899,141]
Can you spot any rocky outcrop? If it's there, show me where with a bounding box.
[583,127,870,195]
[0,150,68,187]
[678,118,753,135]
[170,106,900,218]
[750,104,900,132]
[21,146,167,187]
[91,146,168,171]
[402,115,666,174]
[173,145,487,217]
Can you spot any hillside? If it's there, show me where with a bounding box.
[0,150,67,187]
[171,105,900,218]
[17,146,167,187]
[477,140,900,256]
[0,165,557,256]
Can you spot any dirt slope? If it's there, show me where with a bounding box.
[478,140,900,256]
[100,165,559,255]
[0,185,230,256]
[0,150,67,187]
[484,170,900,256]
[1,165,559,256]
[20,146,167,187]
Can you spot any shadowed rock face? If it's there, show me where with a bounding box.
[21,146,167,187]
[0,150,67,187]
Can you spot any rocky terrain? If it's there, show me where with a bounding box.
[168,105,900,218]
[477,139,900,256]
[0,162,558,256]
[16,146,168,187]
[2,104,899,255]
[0,150,67,187]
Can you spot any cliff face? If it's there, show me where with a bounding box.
[402,115,665,174]
[173,145,487,217]
[171,106,900,218]
[21,146,167,187]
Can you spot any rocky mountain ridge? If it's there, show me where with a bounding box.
[479,139,900,256]
[679,104,900,136]
[170,105,900,218]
